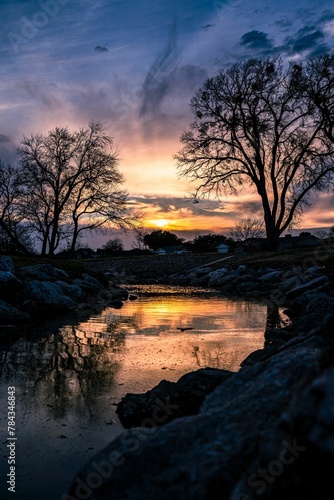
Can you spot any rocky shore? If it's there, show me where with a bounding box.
[0,256,130,336]
[66,254,334,499]
[2,251,334,498]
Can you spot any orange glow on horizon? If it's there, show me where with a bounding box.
[149,219,170,228]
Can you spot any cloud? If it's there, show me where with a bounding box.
[318,9,334,23]
[275,18,294,31]
[0,134,11,143]
[202,24,214,31]
[94,45,108,53]
[287,27,325,52]
[240,30,273,50]
[140,20,180,118]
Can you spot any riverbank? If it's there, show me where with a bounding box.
[66,245,334,499]
[0,256,130,338]
[82,242,334,282]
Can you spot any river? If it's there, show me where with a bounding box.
[0,285,288,500]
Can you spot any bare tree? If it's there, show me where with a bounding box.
[17,121,136,257]
[0,161,32,255]
[229,218,265,242]
[306,53,334,143]
[101,237,124,253]
[175,58,334,250]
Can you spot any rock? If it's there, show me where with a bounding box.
[293,312,334,336]
[304,265,324,278]
[55,281,86,301]
[25,280,77,313]
[20,263,69,281]
[236,281,258,291]
[0,271,24,303]
[258,270,283,282]
[208,268,240,286]
[109,300,124,309]
[194,267,213,276]
[207,267,229,284]
[0,256,15,273]
[305,295,334,314]
[278,275,305,293]
[68,318,334,500]
[116,368,232,428]
[232,364,334,499]
[0,299,30,324]
[73,278,103,295]
[285,276,331,299]
[108,285,129,301]
[129,294,138,301]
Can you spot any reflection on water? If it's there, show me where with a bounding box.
[0,285,287,500]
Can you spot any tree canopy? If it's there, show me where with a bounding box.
[190,233,230,252]
[141,230,184,250]
[229,218,265,242]
[175,56,334,249]
[0,121,138,256]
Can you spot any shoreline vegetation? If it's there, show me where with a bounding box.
[2,245,334,498]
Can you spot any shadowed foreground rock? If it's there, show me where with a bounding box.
[116,367,232,428]
[67,314,334,500]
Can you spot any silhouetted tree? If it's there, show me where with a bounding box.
[190,233,229,252]
[175,57,334,250]
[229,218,265,242]
[142,230,184,250]
[101,237,124,254]
[306,53,334,143]
[17,121,136,257]
[0,161,32,255]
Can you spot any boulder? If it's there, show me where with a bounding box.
[0,299,30,324]
[68,317,334,500]
[73,274,105,295]
[231,364,334,499]
[116,368,232,428]
[0,271,24,304]
[20,263,69,281]
[55,281,86,301]
[208,268,240,286]
[285,276,331,299]
[0,256,15,273]
[25,280,77,313]
[258,270,283,283]
[305,295,334,314]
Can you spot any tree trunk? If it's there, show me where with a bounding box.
[48,214,60,257]
[69,218,79,258]
[263,212,278,251]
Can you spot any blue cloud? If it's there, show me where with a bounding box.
[240,31,273,50]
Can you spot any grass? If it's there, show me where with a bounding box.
[228,244,334,270]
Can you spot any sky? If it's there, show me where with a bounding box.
[1,0,334,248]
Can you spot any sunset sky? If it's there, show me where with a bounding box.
[1,0,334,248]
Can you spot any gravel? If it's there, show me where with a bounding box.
[83,253,231,281]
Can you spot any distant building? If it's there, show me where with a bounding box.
[277,233,319,251]
[154,245,190,255]
[216,243,230,254]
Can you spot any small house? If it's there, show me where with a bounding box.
[216,243,229,254]
[277,233,319,251]
[154,245,189,255]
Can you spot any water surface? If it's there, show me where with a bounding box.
[0,285,287,500]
